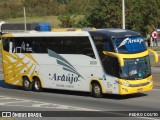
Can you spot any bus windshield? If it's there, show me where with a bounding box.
[113,36,147,53]
[120,56,151,80]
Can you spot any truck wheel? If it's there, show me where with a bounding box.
[92,82,102,98]
[33,78,42,92]
[22,77,32,91]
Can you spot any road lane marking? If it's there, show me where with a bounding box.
[31,103,51,107]
[0,100,30,105]
[0,95,159,120]
[0,97,12,99]
[0,95,96,111]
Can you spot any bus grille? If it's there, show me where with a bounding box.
[129,82,150,87]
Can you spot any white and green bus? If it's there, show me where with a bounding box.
[1,28,158,97]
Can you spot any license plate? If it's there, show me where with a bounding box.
[137,88,143,92]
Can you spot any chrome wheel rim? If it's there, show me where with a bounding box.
[24,80,29,88]
[35,81,40,90]
[94,85,100,94]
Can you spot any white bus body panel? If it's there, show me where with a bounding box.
[4,31,120,94]
[23,53,120,94]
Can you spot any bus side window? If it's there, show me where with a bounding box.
[14,37,33,53]
[104,42,111,51]
[79,37,95,59]
[104,39,115,52]
[2,37,15,53]
[92,37,105,60]
[11,36,95,58]
[2,38,10,52]
[32,40,42,53]
[102,56,120,78]
[55,37,96,59]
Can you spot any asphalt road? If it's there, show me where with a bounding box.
[151,67,160,74]
[0,75,160,120]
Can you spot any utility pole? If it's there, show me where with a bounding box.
[23,7,27,31]
[122,0,125,29]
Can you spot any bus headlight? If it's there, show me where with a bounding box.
[122,88,128,92]
[121,82,129,86]
[116,81,129,86]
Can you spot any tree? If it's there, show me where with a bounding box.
[57,0,71,4]
[58,14,75,27]
[76,0,122,28]
[76,0,160,35]
[125,0,160,35]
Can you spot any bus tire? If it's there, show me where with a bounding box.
[91,82,102,98]
[22,77,32,91]
[33,78,42,92]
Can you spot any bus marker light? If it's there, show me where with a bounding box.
[137,88,143,92]
[122,88,128,92]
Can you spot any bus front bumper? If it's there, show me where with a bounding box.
[118,80,153,95]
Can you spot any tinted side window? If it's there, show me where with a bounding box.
[42,37,95,58]
[4,37,95,58]
[91,36,114,60]
[102,56,120,77]
[2,37,15,53]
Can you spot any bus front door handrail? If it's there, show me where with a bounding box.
[148,49,159,63]
[103,51,124,66]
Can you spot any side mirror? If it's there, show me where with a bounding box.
[148,49,158,63]
[103,51,124,66]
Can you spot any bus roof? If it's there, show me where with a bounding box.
[2,31,90,37]
[89,28,141,38]
[2,28,141,38]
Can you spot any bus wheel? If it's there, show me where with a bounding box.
[92,82,102,98]
[33,78,42,92]
[22,77,32,91]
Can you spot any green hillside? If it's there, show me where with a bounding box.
[5,16,61,28]
[0,0,160,35]
[0,0,21,3]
